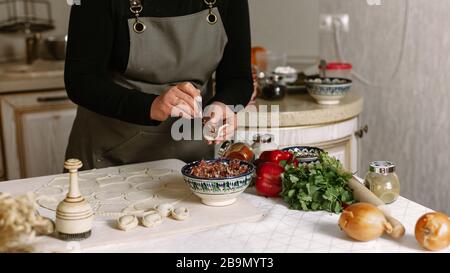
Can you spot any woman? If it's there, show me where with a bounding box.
[64,0,253,170]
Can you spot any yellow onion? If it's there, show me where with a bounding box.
[338,203,393,242]
[415,212,450,251]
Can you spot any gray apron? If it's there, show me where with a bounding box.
[65,7,228,170]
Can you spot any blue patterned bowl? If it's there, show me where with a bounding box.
[306,78,352,105]
[282,146,324,164]
[181,159,255,207]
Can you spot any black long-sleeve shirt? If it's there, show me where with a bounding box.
[64,0,253,126]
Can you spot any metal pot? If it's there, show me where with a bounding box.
[44,35,67,60]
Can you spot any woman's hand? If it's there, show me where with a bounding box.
[203,101,237,145]
[150,82,202,121]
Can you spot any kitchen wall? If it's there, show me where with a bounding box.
[249,0,319,68]
[0,0,70,62]
[0,0,319,64]
[320,0,450,213]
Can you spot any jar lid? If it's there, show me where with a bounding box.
[270,74,283,82]
[326,63,353,70]
[217,141,232,158]
[260,134,273,143]
[252,134,261,143]
[369,161,396,174]
[253,134,274,143]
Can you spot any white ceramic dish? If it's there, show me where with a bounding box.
[274,66,298,85]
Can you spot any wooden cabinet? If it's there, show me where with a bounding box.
[0,134,5,181]
[236,117,359,172]
[0,90,76,180]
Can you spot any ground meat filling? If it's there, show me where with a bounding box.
[189,160,249,178]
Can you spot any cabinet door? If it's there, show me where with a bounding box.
[315,137,353,171]
[1,90,76,179]
[20,108,76,177]
[0,136,4,181]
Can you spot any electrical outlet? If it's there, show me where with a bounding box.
[319,14,333,32]
[319,14,349,33]
[333,14,350,32]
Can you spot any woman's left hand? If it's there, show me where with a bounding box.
[203,101,237,145]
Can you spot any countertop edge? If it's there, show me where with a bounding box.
[239,90,364,128]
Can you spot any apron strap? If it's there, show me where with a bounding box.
[203,0,218,24]
[129,0,142,10]
[129,0,146,33]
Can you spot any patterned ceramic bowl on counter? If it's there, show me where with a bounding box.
[306,77,352,105]
[282,146,324,164]
[181,159,255,207]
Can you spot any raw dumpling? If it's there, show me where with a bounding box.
[117,215,138,231]
[141,210,163,228]
[154,203,174,217]
[171,207,190,221]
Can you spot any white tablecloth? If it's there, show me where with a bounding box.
[0,160,445,253]
[83,188,440,253]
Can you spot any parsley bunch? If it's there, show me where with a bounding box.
[280,152,355,214]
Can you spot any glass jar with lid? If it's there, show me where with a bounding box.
[217,141,255,162]
[251,134,278,159]
[261,75,286,100]
[364,161,400,204]
[325,62,353,80]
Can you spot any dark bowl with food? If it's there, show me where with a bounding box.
[181,159,255,207]
[282,146,324,164]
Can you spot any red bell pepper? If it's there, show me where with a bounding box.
[258,150,293,165]
[255,162,284,197]
[258,151,272,162]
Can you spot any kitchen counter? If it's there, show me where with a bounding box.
[0,60,65,93]
[0,159,445,253]
[244,89,363,128]
[0,60,363,128]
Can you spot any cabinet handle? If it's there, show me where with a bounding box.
[355,125,369,138]
[37,96,69,103]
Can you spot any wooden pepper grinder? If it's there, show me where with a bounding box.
[55,159,94,241]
